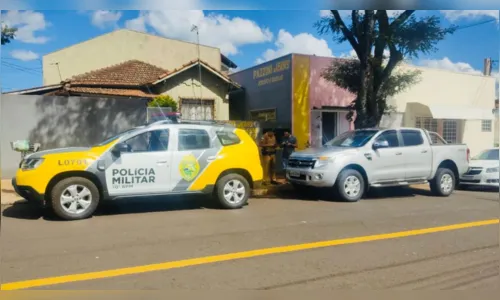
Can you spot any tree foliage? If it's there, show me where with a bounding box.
[1,24,17,45]
[147,94,178,112]
[315,11,456,128]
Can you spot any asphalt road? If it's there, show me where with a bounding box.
[1,186,498,290]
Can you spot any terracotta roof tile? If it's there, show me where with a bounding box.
[70,60,168,86]
[68,86,157,97]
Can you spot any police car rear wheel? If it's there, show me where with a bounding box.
[215,174,250,209]
[50,177,100,220]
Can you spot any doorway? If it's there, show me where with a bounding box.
[322,112,338,144]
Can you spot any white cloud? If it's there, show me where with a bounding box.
[125,12,147,32]
[256,29,333,64]
[124,10,273,56]
[418,57,483,75]
[440,10,499,21]
[10,49,39,61]
[1,10,49,44]
[91,10,122,29]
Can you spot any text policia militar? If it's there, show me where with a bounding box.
[111,168,156,188]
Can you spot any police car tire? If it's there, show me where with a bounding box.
[215,173,250,209]
[335,169,365,202]
[50,177,100,221]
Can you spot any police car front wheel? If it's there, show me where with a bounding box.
[50,177,100,220]
[215,174,250,209]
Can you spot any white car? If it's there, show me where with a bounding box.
[460,148,499,188]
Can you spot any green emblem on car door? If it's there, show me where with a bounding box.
[179,154,200,181]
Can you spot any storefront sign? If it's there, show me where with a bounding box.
[250,109,277,121]
[253,59,290,87]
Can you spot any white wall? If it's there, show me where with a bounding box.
[387,65,496,156]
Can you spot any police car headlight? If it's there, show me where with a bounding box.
[21,158,44,170]
[486,167,499,173]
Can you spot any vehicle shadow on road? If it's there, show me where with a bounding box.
[265,185,432,202]
[1,195,222,221]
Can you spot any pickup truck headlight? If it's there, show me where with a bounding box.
[486,167,499,173]
[21,158,44,170]
[314,156,334,168]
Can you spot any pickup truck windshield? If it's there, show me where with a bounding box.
[92,128,139,147]
[324,130,379,148]
[472,149,499,160]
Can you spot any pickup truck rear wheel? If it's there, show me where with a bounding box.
[335,169,365,202]
[430,168,455,197]
[215,174,250,209]
[50,177,100,220]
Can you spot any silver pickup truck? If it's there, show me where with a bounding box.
[286,128,470,202]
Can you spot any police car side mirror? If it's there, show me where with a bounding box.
[112,142,129,156]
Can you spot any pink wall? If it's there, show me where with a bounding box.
[309,56,355,109]
[309,56,355,130]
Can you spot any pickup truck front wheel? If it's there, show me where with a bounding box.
[335,169,365,202]
[430,168,455,197]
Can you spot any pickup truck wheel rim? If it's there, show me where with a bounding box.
[344,175,361,197]
[440,174,453,193]
[60,184,92,215]
[223,179,245,203]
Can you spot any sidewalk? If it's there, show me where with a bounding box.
[1,179,25,205]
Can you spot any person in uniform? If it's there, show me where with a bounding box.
[259,131,278,185]
[280,131,297,169]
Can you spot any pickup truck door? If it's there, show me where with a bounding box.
[105,129,173,196]
[368,130,406,183]
[400,129,433,180]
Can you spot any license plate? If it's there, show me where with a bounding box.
[289,171,301,177]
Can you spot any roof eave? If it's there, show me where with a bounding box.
[152,62,241,89]
[221,54,237,68]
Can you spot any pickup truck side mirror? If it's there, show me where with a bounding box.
[372,140,389,150]
[111,142,130,156]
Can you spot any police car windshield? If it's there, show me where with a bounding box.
[93,128,140,147]
[323,130,378,148]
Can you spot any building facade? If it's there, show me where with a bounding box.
[229,54,354,151]
[7,29,239,121]
[231,54,496,156]
[381,65,496,156]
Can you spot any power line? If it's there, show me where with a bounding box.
[2,61,41,75]
[455,18,497,31]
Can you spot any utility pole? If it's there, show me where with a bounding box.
[483,57,498,76]
[191,25,204,120]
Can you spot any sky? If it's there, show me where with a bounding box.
[0,9,499,92]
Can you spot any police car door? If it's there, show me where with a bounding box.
[170,127,218,192]
[105,128,173,196]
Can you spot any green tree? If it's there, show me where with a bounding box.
[1,24,17,45]
[147,94,178,112]
[316,10,456,128]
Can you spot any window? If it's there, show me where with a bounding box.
[472,149,499,160]
[401,130,424,146]
[180,99,215,120]
[415,117,438,143]
[442,120,459,143]
[482,120,492,132]
[374,130,400,147]
[123,129,169,152]
[178,129,211,150]
[216,131,241,146]
[324,130,379,147]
